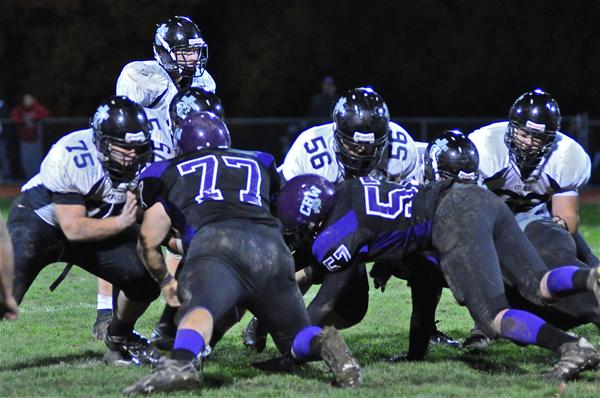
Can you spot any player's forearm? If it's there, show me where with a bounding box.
[60,216,127,242]
[136,240,169,282]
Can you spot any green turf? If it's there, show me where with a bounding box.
[0,201,600,397]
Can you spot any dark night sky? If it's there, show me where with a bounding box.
[1,0,599,118]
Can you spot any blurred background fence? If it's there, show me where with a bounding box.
[1,114,600,186]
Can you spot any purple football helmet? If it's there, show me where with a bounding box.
[174,111,231,155]
[276,174,336,250]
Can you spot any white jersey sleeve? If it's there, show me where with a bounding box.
[116,61,172,108]
[192,70,217,93]
[384,122,419,182]
[544,132,590,195]
[468,121,510,179]
[145,107,175,161]
[39,130,105,196]
[279,124,342,183]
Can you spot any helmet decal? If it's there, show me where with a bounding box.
[299,186,323,217]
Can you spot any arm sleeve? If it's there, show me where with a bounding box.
[137,162,170,210]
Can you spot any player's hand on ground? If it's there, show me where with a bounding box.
[161,279,181,307]
[369,262,392,292]
[117,191,139,229]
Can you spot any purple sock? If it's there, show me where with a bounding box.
[499,309,545,345]
[173,329,205,357]
[292,326,322,360]
[546,265,580,297]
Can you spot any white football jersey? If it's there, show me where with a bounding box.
[22,129,133,227]
[116,60,216,121]
[145,107,175,161]
[279,121,419,183]
[469,121,590,216]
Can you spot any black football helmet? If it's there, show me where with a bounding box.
[505,89,560,179]
[153,16,208,79]
[332,87,390,178]
[91,96,153,184]
[175,111,231,155]
[169,87,224,127]
[424,130,479,184]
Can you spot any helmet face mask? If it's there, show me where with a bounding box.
[153,16,208,79]
[332,87,390,178]
[424,130,480,184]
[333,128,388,177]
[91,97,153,185]
[505,89,560,180]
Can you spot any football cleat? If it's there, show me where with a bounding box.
[462,328,491,350]
[429,330,462,349]
[310,327,362,388]
[122,357,202,395]
[242,317,267,353]
[149,322,176,351]
[92,309,113,341]
[544,337,600,381]
[104,330,161,366]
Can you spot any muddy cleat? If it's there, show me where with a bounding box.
[462,328,491,350]
[242,316,267,353]
[587,267,600,307]
[122,357,201,396]
[311,327,362,388]
[105,331,161,366]
[149,322,176,351]
[544,337,600,381]
[92,309,113,340]
[429,330,462,349]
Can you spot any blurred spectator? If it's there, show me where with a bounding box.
[10,94,50,179]
[308,76,337,118]
[0,99,12,180]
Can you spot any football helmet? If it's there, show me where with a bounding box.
[424,130,479,184]
[332,87,390,178]
[276,174,336,250]
[153,16,208,79]
[91,96,153,184]
[175,111,230,155]
[505,89,560,179]
[169,87,224,127]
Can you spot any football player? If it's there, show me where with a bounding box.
[467,89,598,347]
[103,16,216,333]
[106,16,216,326]
[416,131,600,349]
[469,89,594,260]
[244,87,458,350]
[146,87,226,349]
[7,96,161,365]
[92,102,174,340]
[116,16,216,120]
[124,112,361,394]
[0,219,17,320]
[279,161,600,380]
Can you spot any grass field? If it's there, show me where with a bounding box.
[0,200,600,397]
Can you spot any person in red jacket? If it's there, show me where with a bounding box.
[10,94,50,179]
